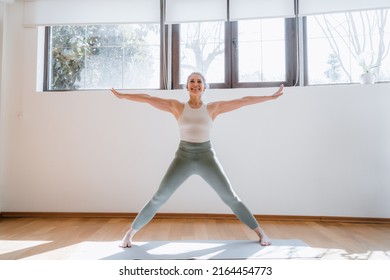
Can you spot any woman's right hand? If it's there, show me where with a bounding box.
[111,88,122,98]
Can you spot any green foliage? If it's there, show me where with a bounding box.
[49,24,159,90]
[50,26,97,90]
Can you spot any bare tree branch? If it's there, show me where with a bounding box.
[315,9,389,80]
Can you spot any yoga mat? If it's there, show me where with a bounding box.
[15,240,390,260]
[30,239,320,260]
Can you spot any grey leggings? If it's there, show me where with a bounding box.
[131,141,259,230]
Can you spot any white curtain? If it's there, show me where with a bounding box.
[299,0,390,16]
[229,0,296,20]
[23,0,161,26]
[23,0,390,27]
[165,0,227,24]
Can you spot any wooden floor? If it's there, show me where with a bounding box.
[1,217,390,260]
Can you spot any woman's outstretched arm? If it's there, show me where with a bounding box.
[111,88,183,118]
[207,84,284,120]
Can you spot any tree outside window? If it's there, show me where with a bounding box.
[306,9,390,85]
[47,24,160,90]
[172,19,295,89]
[175,22,226,87]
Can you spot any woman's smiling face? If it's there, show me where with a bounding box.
[186,73,206,96]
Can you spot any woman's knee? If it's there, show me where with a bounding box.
[151,192,167,204]
[220,192,242,207]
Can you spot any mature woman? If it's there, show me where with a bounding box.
[111,72,284,247]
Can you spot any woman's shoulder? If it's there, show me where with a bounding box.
[206,102,221,121]
[171,101,185,119]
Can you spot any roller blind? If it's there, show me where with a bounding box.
[165,0,227,24]
[299,0,390,16]
[229,0,296,21]
[23,0,161,26]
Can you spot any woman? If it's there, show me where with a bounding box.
[111,72,284,247]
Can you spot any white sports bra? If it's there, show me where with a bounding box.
[177,102,213,143]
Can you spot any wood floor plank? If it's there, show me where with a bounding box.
[0,217,389,259]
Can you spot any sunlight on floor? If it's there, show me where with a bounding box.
[19,241,123,260]
[1,240,389,260]
[250,245,321,259]
[146,241,224,254]
[316,248,390,260]
[143,241,227,259]
[0,240,52,255]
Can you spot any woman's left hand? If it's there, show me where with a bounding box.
[272,84,284,99]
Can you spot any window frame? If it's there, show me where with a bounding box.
[231,18,298,88]
[43,27,51,91]
[171,22,232,89]
[44,24,165,91]
[43,9,390,91]
[302,9,390,86]
[302,17,309,86]
[45,20,297,91]
[171,19,298,89]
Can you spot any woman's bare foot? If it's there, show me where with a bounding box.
[254,226,272,246]
[119,228,137,248]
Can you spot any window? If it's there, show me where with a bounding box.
[46,24,160,91]
[304,8,390,85]
[233,18,297,87]
[47,20,294,90]
[43,6,390,91]
[236,19,286,83]
[171,19,297,89]
[172,21,228,88]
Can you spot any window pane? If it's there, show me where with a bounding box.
[179,22,225,84]
[87,25,123,46]
[48,24,160,90]
[85,47,123,89]
[306,9,390,85]
[237,19,286,83]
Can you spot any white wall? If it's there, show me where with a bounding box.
[1,2,389,218]
[0,2,4,213]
